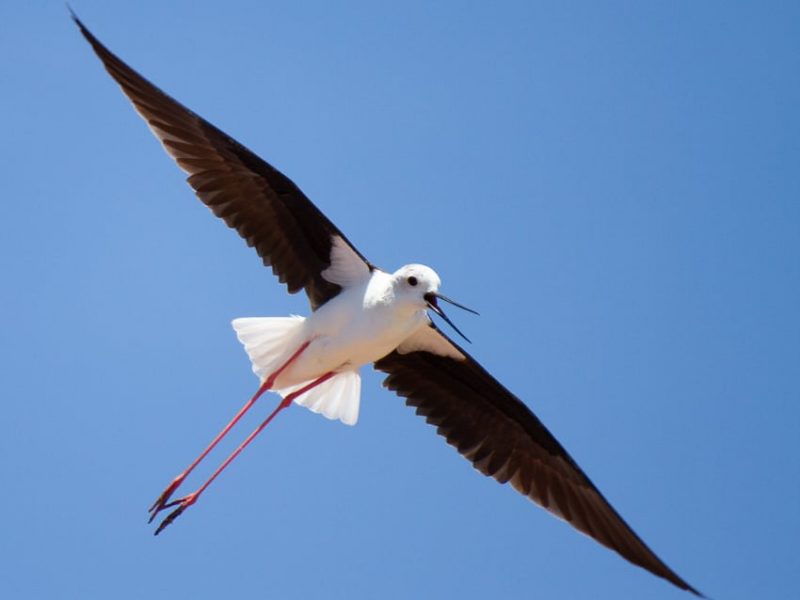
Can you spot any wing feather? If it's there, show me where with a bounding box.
[374,324,702,596]
[74,15,372,308]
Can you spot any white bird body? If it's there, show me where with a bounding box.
[233,263,443,424]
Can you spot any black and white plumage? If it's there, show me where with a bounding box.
[74,13,702,597]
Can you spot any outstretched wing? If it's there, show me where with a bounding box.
[74,15,373,309]
[375,324,702,597]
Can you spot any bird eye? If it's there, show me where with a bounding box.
[407,276,418,286]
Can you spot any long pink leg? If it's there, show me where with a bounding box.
[148,341,312,521]
[153,371,336,535]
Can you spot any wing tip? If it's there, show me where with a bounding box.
[68,6,90,40]
[69,6,112,63]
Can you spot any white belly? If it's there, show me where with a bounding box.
[273,278,428,388]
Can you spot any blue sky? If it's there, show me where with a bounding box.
[2,2,798,598]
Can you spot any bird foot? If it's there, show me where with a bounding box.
[153,492,198,535]
[148,474,186,522]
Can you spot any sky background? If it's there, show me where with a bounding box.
[2,2,799,599]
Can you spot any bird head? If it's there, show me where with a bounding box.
[392,264,478,343]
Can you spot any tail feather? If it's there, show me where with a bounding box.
[232,316,306,380]
[232,316,361,425]
[280,370,361,426]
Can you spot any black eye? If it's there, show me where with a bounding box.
[407,276,418,287]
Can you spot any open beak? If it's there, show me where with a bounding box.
[424,292,479,343]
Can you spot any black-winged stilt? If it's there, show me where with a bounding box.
[73,13,702,597]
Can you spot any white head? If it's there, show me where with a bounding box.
[392,264,442,309]
[391,264,477,342]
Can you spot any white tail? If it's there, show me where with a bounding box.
[232,317,362,425]
[280,369,361,425]
[232,316,306,380]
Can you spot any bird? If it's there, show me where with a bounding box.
[73,11,703,597]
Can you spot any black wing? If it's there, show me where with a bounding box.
[74,15,372,309]
[375,324,702,597]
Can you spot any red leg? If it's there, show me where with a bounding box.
[153,371,336,535]
[148,341,311,521]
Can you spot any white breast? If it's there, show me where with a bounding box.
[275,270,428,387]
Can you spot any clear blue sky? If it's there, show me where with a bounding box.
[2,2,798,599]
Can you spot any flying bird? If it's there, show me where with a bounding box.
[73,12,702,597]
